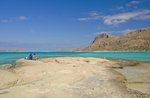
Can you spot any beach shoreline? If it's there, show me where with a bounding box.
[115,62,150,94]
[0,57,150,98]
[54,51,150,52]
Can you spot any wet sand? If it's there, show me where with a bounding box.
[0,57,149,98]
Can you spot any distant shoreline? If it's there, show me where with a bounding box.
[0,51,51,52]
[0,50,30,52]
[76,51,150,52]
[55,51,150,52]
[0,49,150,52]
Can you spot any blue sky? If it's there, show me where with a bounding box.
[0,0,150,51]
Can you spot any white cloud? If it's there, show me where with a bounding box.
[78,16,100,21]
[94,32,107,36]
[130,1,140,4]
[95,29,134,36]
[88,11,99,16]
[126,1,140,6]
[110,1,140,11]
[78,11,100,21]
[78,17,90,21]
[119,29,134,33]
[135,14,150,20]
[18,16,28,20]
[103,9,150,25]
[116,6,124,10]
[0,16,28,23]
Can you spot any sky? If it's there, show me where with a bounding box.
[0,0,150,51]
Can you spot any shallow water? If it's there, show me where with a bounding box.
[115,63,150,94]
[0,52,150,65]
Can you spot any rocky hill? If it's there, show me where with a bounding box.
[82,27,150,52]
[0,50,30,52]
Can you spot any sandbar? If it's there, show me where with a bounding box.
[0,57,149,98]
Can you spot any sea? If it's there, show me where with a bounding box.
[0,52,150,66]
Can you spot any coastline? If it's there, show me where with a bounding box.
[0,57,150,98]
[75,51,150,52]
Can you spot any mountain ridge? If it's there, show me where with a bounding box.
[82,27,150,52]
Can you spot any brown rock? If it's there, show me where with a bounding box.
[82,27,150,51]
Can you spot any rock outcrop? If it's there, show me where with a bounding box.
[82,27,150,51]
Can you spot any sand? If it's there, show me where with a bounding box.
[0,57,149,98]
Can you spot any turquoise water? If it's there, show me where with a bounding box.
[0,52,150,66]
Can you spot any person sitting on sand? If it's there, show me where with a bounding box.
[33,53,38,60]
[29,53,33,60]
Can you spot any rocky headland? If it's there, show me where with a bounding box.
[82,27,150,51]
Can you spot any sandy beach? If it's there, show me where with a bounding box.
[0,57,150,98]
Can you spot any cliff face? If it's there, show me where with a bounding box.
[82,27,150,51]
